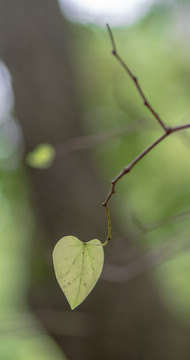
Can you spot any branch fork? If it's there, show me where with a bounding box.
[103,24,190,240]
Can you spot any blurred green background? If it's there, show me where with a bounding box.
[1,0,190,359]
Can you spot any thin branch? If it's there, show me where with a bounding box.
[102,236,190,283]
[106,24,168,132]
[103,24,190,214]
[105,204,111,241]
[103,131,168,206]
[103,124,190,207]
[102,28,190,281]
[55,119,148,158]
[132,208,190,238]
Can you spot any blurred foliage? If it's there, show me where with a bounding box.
[0,35,66,360]
[26,144,56,169]
[0,167,67,359]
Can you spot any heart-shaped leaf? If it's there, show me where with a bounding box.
[53,236,104,309]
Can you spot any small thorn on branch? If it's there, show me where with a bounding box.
[123,167,130,175]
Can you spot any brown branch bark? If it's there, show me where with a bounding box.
[106,24,168,132]
[103,25,190,209]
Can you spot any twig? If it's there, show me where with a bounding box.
[103,24,190,218]
[106,24,168,132]
[103,123,190,207]
[102,236,190,283]
[132,209,190,238]
[103,131,168,206]
[55,120,148,158]
[105,204,111,241]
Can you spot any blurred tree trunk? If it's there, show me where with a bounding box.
[0,1,189,359]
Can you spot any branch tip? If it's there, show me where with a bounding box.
[103,25,190,242]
